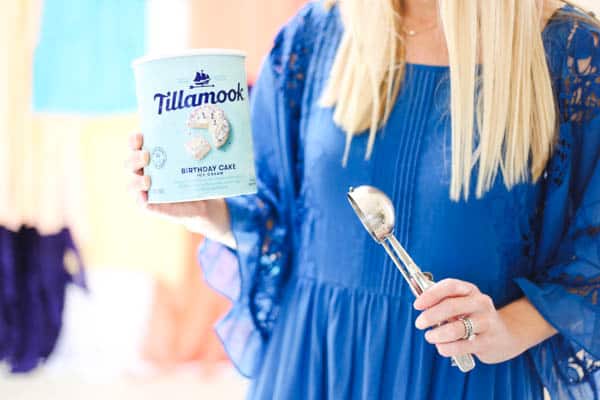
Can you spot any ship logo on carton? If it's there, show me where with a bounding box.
[190,70,214,89]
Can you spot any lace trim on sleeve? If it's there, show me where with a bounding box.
[561,20,600,124]
[250,207,288,337]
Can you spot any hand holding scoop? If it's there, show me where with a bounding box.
[347,185,476,373]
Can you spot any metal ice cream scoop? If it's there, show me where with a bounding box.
[347,185,476,373]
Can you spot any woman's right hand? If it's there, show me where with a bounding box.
[126,132,236,248]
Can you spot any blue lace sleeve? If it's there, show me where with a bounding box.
[197,3,320,378]
[515,17,600,399]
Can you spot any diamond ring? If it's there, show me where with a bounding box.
[460,317,476,341]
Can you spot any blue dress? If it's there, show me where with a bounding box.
[199,3,600,399]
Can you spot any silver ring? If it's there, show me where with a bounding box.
[460,317,476,341]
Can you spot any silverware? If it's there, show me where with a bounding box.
[347,185,476,373]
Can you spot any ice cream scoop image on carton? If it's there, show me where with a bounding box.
[132,49,257,203]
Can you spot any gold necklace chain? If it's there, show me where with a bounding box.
[401,21,439,37]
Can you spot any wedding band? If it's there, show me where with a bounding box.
[460,317,476,341]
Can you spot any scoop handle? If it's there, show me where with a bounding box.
[384,236,476,373]
[452,353,477,372]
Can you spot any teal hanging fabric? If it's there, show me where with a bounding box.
[33,0,146,114]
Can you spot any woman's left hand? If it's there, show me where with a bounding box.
[413,279,529,365]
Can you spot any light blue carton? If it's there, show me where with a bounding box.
[132,50,257,203]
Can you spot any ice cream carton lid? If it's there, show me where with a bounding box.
[132,48,246,67]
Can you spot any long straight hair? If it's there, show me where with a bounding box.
[320,0,595,200]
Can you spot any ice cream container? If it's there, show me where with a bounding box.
[132,49,257,203]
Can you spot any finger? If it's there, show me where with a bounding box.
[415,295,484,330]
[125,150,150,172]
[435,338,479,359]
[413,278,476,311]
[128,174,151,192]
[129,132,143,150]
[424,314,488,344]
[137,191,148,206]
[425,320,468,344]
[147,203,173,214]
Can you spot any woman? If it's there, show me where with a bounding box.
[127,0,600,398]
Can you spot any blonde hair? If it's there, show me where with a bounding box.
[321,0,562,200]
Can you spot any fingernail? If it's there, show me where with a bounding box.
[142,151,150,165]
[415,317,425,330]
[143,176,151,190]
[424,330,433,342]
[413,299,423,310]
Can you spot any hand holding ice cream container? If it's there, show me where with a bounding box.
[132,49,257,203]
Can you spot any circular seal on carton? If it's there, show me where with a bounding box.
[151,147,167,169]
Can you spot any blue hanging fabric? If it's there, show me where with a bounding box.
[33,0,146,114]
[0,227,85,373]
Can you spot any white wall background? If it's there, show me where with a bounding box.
[146,0,190,53]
